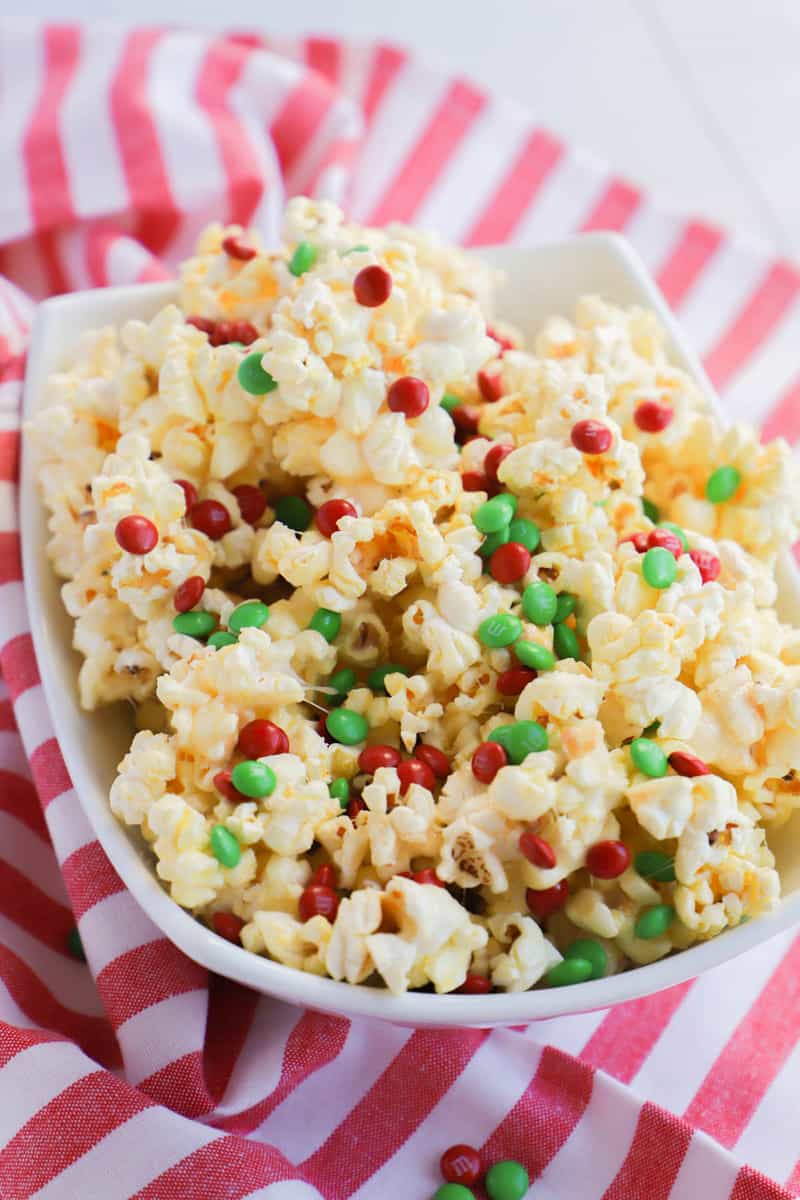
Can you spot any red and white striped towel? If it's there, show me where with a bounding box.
[1,24,799,1200]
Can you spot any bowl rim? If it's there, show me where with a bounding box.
[20,232,800,1027]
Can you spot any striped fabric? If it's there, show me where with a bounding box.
[1,23,799,1200]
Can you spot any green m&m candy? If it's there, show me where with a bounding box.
[553,592,577,623]
[328,667,356,697]
[635,850,676,882]
[172,610,217,638]
[487,724,515,754]
[208,631,238,649]
[368,663,409,693]
[325,707,369,745]
[434,1186,474,1200]
[545,957,593,987]
[67,926,86,962]
[440,392,462,414]
[275,495,312,531]
[706,464,742,504]
[231,760,277,799]
[485,1159,530,1200]
[507,517,540,553]
[553,622,580,661]
[289,240,317,276]
[630,737,668,778]
[478,526,511,559]
[210,824,241,868]
[514,640,555,671]
[505,720,548,763]
[478,613,522,649]
[237,352,277,395]
[329,777,350,806]
[566,938,607,980]
[521,581,558,626]
[635,904,675,940]
[309,608,341,642]
[642,546,677,589]
[229,600,269,632]
[643,497,660,523]
[473,493,517,534]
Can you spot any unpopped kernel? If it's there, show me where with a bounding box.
[31,198,800,996]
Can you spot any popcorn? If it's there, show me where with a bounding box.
[32,198,799,997]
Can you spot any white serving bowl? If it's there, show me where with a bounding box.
[20,235,800,1028]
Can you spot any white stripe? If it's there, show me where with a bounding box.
[225,51,287,243]
[0,810,66,904]
[0,581,30,647]
[52,227,91,293]
[43,789,95,863]
[512,147,610,245]
[104,235,154,286]
[521,1008,608,1057]
[0,730,31,779]
[77,889,161,974]
[0,1041,90,1148]
[213,997,301,1117]
[414,97,531,241]
[286,94,362,198]
[731,1034,800,1184]
[0,381,25,422]
[675,238,770,352]
[337,41,376,112]
[0,912,106,1015]
[668,1130,739,1200]
[631,931,794,1115]
[240,1186,323,1200]
[259,1020,410,1157]
[349,60,452,221]
[720,292,800,425]
[0,977,41,1030]
[13,684,55,754]
[29,1106,221,1200]
[146,33,221,266]
[351,1031,543,1200]
[313,162,351,206]
[59,24,129,220]
[115,989,207,1085]
[624,201,685,275]
[0,481,18,533]
[533,1070,640,1200]
[0,27,42,240]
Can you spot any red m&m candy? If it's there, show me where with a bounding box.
[353,265,392,307]
[440,1144,482,1186]
[387,376,429,419]
[586,840,630,879]
[190,499,232,540]
[317,498,357,537]
[571,419,612,454]
[237,719,289,759]
[634,399,673,432]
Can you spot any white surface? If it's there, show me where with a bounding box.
[20,235,800,1028]
[6,0,800,258]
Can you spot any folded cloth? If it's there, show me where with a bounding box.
[0,23,798,1200]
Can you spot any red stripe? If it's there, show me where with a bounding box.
[203,974,260,1105]
[0,530,22,586]
[59,838,125,918]
[703,261,800,390]
[0,430,20,483]
[0,1018,68,1069]
[304,36,342,86]
[0,945,120,1069]
[580,178,642,232]
[22,25,80,233]
[302,1028,487,1196]
[580,980,694,1083]
[657,220,723,308]
[1,633,41,698]
[369,80,486,226]
[480,1046,594,1179]
[0,352,26,382]
[0,699,17,731]
[602,1102,692,1200]
[730,1165,795,1200]
[214,1009,348,1134]
[95,938,206,1028]
[270,70,339,180]
[34,227,70,296]
[194,39,264,226]
[362,44,406,124]
[109,28,181,255]
[761,376,800,445]
[0,859,75,953]
[0,770,50,840]
[465,128,563,246]
[0,1069,149,1197]
[29,737,72,808]
[683,936,800,1147]
[130,1135,303,1200]
[138,1049,215,1119]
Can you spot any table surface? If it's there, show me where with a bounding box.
[8,0,800,260]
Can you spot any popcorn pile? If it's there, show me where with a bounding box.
[31,198,800,996]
